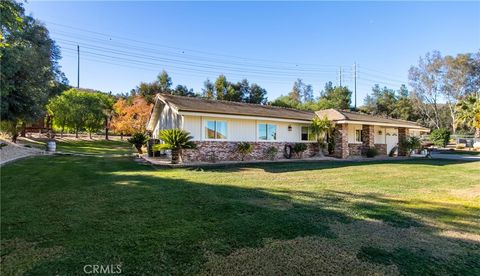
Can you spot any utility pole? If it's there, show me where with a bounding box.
[354,62,357,109]
[77,45,80,88]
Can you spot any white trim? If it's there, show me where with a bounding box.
[257,123,278,141]
[179,111,311,124]
[336,120,429,131]
[203,119,228,141]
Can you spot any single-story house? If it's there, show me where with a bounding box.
[147,94,429,162]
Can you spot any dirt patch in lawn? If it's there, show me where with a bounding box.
[201,220,480,275]
[1,239,63,276]
[448,185,480,200]
[201,235,399,275]
[244,198,293,210]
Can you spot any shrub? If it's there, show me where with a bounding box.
[128,132,149,154]
[429,128,450,148]
[292,143,308,158]
[265,146,278,160]
[158,129,196,164]
[455,144,465,149]
[365,147,378,158]
[236,142,253,161]
[400,136,422,156]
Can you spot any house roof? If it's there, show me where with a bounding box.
[157,94,315,121]
[315,109,428,130]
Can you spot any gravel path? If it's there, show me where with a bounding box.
[0,140,46,166]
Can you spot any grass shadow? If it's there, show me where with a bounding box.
[1,155,479,275]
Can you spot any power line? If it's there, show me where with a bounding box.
[47,21,349,69]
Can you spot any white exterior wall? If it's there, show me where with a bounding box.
[374,126,387,144]
[347,124,363,144]
[152,103,182,138]
[181,115,310,143]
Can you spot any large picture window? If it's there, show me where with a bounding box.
[205,120,227,139]
[258,124,277,140]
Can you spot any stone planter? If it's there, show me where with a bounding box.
[46,140,56,152]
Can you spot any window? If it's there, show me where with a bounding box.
[205,120,227,139]
[355,129,362,143]
[301,126,309,141]
[258,124,277,140]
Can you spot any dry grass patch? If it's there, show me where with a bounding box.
[201,235,399,276]
[202,219,480,275]
[244,198,293,210]
[448,185,480,200]
[0,239,63,276]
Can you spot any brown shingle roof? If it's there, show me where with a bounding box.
[316,109,426,129]
[158,94,315,121]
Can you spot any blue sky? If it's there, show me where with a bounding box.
[26,1,479,105]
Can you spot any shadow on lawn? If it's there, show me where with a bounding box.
[2,156,479,275]
[189,158,479,174]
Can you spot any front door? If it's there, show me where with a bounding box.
[385,128,398,154]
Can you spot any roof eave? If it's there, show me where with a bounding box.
[334,119,429,130]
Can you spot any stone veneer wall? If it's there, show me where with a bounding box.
[362,125,375,148]
[182,141,318,163]
[374,144,387,155]
[348,144,363,156]
[398,127,407,156]
[333,124,349,159]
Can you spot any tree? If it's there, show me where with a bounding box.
[1,0,67,142]
[288,79,303,104]
[318,82,352,110]
[47,93,71,137]
[172,85,195,97]
[128,132,149,154]
[310,116,333,157]
[156,129,196,164]
[455,94,480,139]
[392,85,416,121]
[202,79,215,99]
[97,93,116,140]
[430,128,451,148]
[214,75,229,100]
[206,76,267,104]
[111,96,152,137]
[442,52,480,134]
[136,81,160,104]
[409,51,444,129]
[362,85,397,116]
[270,95,300,109]
[157,70,172,94]
[247,83,267,104]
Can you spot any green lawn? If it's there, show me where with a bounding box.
[1,155,479,275]
[18,138,133,155]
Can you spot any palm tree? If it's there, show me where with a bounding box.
[310,116,333,157]
[157,129,196,164]
[455,94,480,140]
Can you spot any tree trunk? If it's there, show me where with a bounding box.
[89,132,92,139]
[11,134,18,143]
[135,144,143,154]
[120,133,123,140]
[20,122,26,137]
[171,149,182,164]
[105,115,110,140]
[61,126,64,138]
[75,129,79,138]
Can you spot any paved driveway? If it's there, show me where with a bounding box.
[431,153,480,161]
